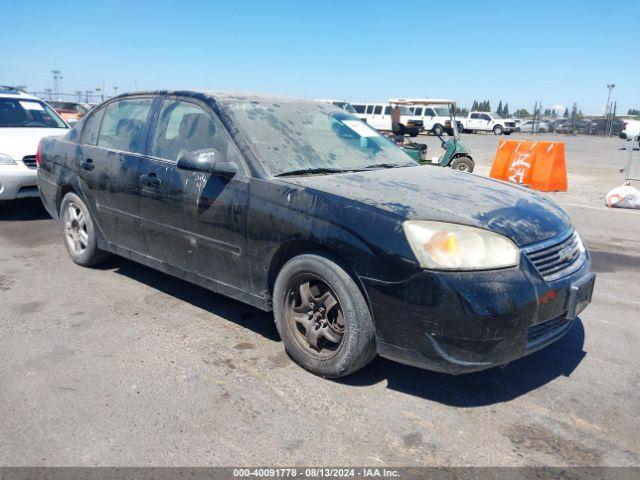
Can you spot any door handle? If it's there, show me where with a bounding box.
[140,173,161,188]
[81,159,94,171]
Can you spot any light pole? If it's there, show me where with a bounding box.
[605,84,615,137]
[51,69,62,100]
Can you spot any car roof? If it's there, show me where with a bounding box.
[110,90,322,106]
[0,87,40,101]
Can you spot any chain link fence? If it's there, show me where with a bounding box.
[29,91,113,105]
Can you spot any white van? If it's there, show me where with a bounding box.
[315,99,358,114]
[351,102,416,131]
[405,105,454,135]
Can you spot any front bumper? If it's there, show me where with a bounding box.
[363,253,594,374]
[0,166,39,200]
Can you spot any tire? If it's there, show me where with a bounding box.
[60,192,108,267]
[504,131,512,135]
[273,253,377,378]
[450,156,474,173]
[432,124,444,136]
[493,125,504,135]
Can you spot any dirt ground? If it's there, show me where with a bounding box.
[1,133,639,466]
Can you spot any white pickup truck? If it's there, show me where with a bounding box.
[460,112,517,135]
[620,119,640,139]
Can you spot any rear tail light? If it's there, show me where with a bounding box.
[35,141,42,167]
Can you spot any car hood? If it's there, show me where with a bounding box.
[279,166,571,246]
[0,128,68,160]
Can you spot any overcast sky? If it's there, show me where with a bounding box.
[1,0,638,113]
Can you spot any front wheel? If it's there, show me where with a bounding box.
[273,254,377,378]
[493,125,504,135]
[60,192,108,267]
[450,156,475,173]
[432,124,444,136]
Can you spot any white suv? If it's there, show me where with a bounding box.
[0,88,68,201]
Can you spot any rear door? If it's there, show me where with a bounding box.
[140,97,250,289]
[79,97,154,253]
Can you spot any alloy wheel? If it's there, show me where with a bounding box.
[64,202,89,255]
[284,274,346,359]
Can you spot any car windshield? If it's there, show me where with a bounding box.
[431,106,450,116]
[222,98,417,176]
[0,98,67,128]
[49,101,88,114]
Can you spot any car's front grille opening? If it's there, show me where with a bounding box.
[527,314,571,347]
[22,155,37,168]
[524,230,585,282]
[17,186,38,195]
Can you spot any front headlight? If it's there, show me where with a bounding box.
[403,221,519,270]
[0,154,16,165]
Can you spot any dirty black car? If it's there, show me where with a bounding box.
[37,91,595,378]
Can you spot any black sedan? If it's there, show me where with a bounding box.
[37,91,595,378]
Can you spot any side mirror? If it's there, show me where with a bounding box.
[177,149,238,178]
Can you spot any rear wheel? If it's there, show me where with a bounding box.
[493,125,504,135]
[450,156,474,173]
[273,254,376,378]
[432,124,444,136]
[60,192,107,266]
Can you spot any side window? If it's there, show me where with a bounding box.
[365,105,374,114]
[427,108,436,116]
[97,98,153,154]
[353,104,365,114]
[151,99,243,166]
[383,106,391,115]
[81,107,105,146]
[373,106,382,115]
[481,114,491,121]
[470,113,480,119]
[414,107,423,116]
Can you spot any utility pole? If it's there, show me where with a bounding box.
[85,90,92,103]
[113,86,119,97]
[51,69,62,100]
[605,84,615,137]
[74,90,83,102]
[44,88,53,100]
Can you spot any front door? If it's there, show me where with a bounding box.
[140,97,250,290]
[78,97,154,253]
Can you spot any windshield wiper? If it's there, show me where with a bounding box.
[274,167,355,177]
[362,163,413,170]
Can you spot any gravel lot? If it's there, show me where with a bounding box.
[1,134,639,466]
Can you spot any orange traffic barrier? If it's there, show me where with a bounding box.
[489,140,567,192]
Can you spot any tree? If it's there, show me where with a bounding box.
[471,100,478,111]
[563,107,570,118]
[455,107,468,116]
[496,100,503,116]
[627,108,640,116]
[503,103,509,117]
[570,103,578,120]
[514,108,529,117]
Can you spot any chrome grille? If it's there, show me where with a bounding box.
[505,121,516,127]
[22,155,37,168]
[523,229,585,282]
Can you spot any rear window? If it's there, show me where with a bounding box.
[0,98,67,128]
[373,106,382,115]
